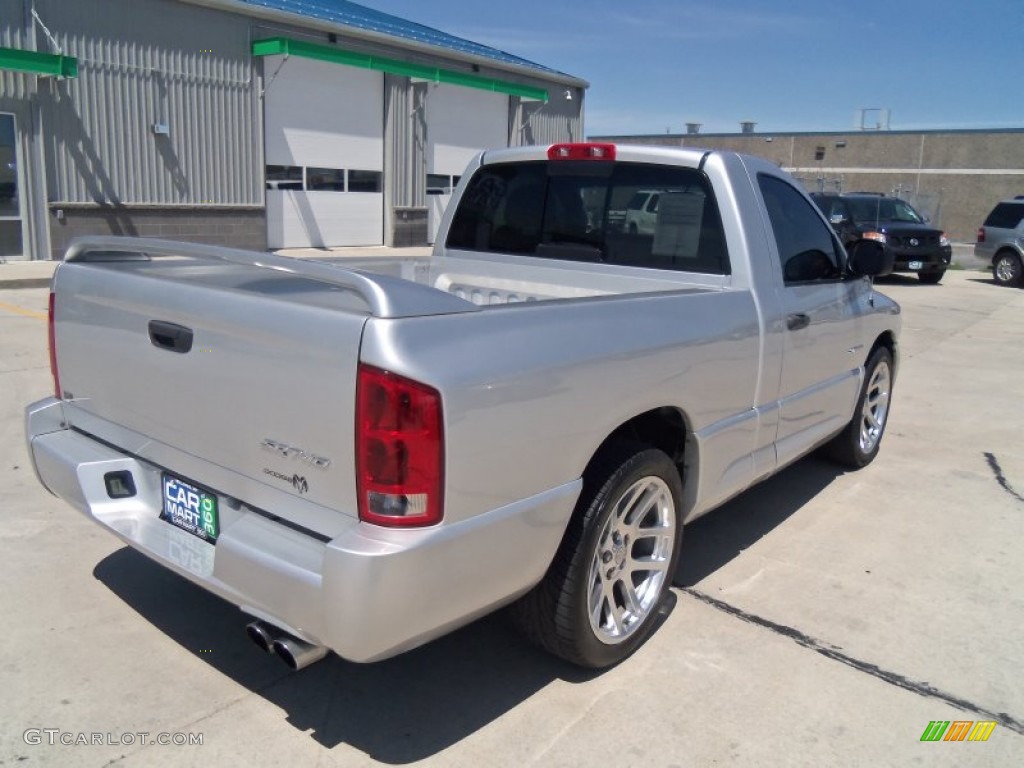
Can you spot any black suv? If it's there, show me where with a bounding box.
[811,193,952,284]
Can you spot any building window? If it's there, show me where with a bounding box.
[348,170,382,193]
[427,174,452,194]
[306,167,346,191]
[266,165,302,190]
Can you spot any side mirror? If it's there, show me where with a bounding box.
[847,239,893,277]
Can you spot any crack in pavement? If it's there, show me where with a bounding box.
[984,452,1024,504]
[683,588,1024,736]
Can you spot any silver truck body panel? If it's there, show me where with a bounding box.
[26,144,900,663]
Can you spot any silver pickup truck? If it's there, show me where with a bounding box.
[25,143,900,670]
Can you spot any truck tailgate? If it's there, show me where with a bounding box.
[52,256,369,536]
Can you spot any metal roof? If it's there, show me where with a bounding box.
[206,0,580,82]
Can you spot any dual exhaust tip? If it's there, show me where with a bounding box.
[246,621,327,671]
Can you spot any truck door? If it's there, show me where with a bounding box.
[757,174,864,468]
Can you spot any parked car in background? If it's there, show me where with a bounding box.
[975,198,1024,287]
[811,193,951,284]
[624,189,661,234]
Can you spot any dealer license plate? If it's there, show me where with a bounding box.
[908,260,924,270]
[161,473,219,543]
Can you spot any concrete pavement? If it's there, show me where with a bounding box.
[1,269,1022,767]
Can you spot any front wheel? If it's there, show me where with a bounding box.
[918,270,944,284]
[509,442,683,668]
[823,347,894,468]
[993,251,1023,287]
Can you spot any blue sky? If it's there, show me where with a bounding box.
[366,0,1022,136]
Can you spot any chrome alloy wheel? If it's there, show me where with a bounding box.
[995,254,1021,284]
[858,359,892,455]
[587,476,676,644]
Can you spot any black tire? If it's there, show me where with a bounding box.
[993,251,1023,287]
[509,442,683,668]
[918,270,944,284]
[823,346,894,468]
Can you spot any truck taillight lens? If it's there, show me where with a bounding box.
[356,364,443,527]
[547,143,616,161]
[977,227,985,243]
[48,291,61,398]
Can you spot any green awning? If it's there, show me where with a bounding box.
[0,46,78,78]
[252,37,548,102]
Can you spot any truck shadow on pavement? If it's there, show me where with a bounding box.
[675,454,844,586]
[93,548,595,762]
[93,453,841,762]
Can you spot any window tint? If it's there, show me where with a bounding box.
[446,161,729,274]
[811,196,849,223]
[847,197,922,224]
[759,174,842,283]
[984,202,1024,229]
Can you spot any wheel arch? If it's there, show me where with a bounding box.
[584,406,693,490]
[869,331,898,379]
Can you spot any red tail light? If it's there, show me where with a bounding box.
[547,143,616,161]
[48,291,61,398]
[356,364,444,527]
[977,227,985,243]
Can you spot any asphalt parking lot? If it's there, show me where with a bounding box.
[1,267,1022,767]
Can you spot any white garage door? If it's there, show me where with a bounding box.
[264,55,384,248]
[426,85,509,243]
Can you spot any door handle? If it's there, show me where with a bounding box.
[148,320,194,353]
[786,313,811,331]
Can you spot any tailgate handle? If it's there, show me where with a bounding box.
[148,320,194,353]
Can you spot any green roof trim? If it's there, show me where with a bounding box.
[0,46,78,78]
[252,37,548,102]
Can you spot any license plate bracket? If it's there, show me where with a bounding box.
[161,473,219,543]
[908,260,924,270]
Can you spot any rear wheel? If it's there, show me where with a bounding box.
[918,270,944,284]
[509,442,683,668]
[993,251,1023,287]
[823,347,893,468]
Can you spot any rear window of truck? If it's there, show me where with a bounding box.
[446,161,729,274]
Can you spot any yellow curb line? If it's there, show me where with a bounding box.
[0,300,47,321]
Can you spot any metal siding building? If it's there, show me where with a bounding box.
[0,0,586,259]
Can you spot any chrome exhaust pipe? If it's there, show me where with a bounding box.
[245,621,277,654]
[272,636,328,671]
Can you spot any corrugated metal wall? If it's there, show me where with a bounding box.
[33,0,260,205]
[0,1,37,101]
[510,89,584,147]
[5,0,585,232]
[384,74,426,209]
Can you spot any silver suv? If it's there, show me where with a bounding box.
[975,198,1024,287]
